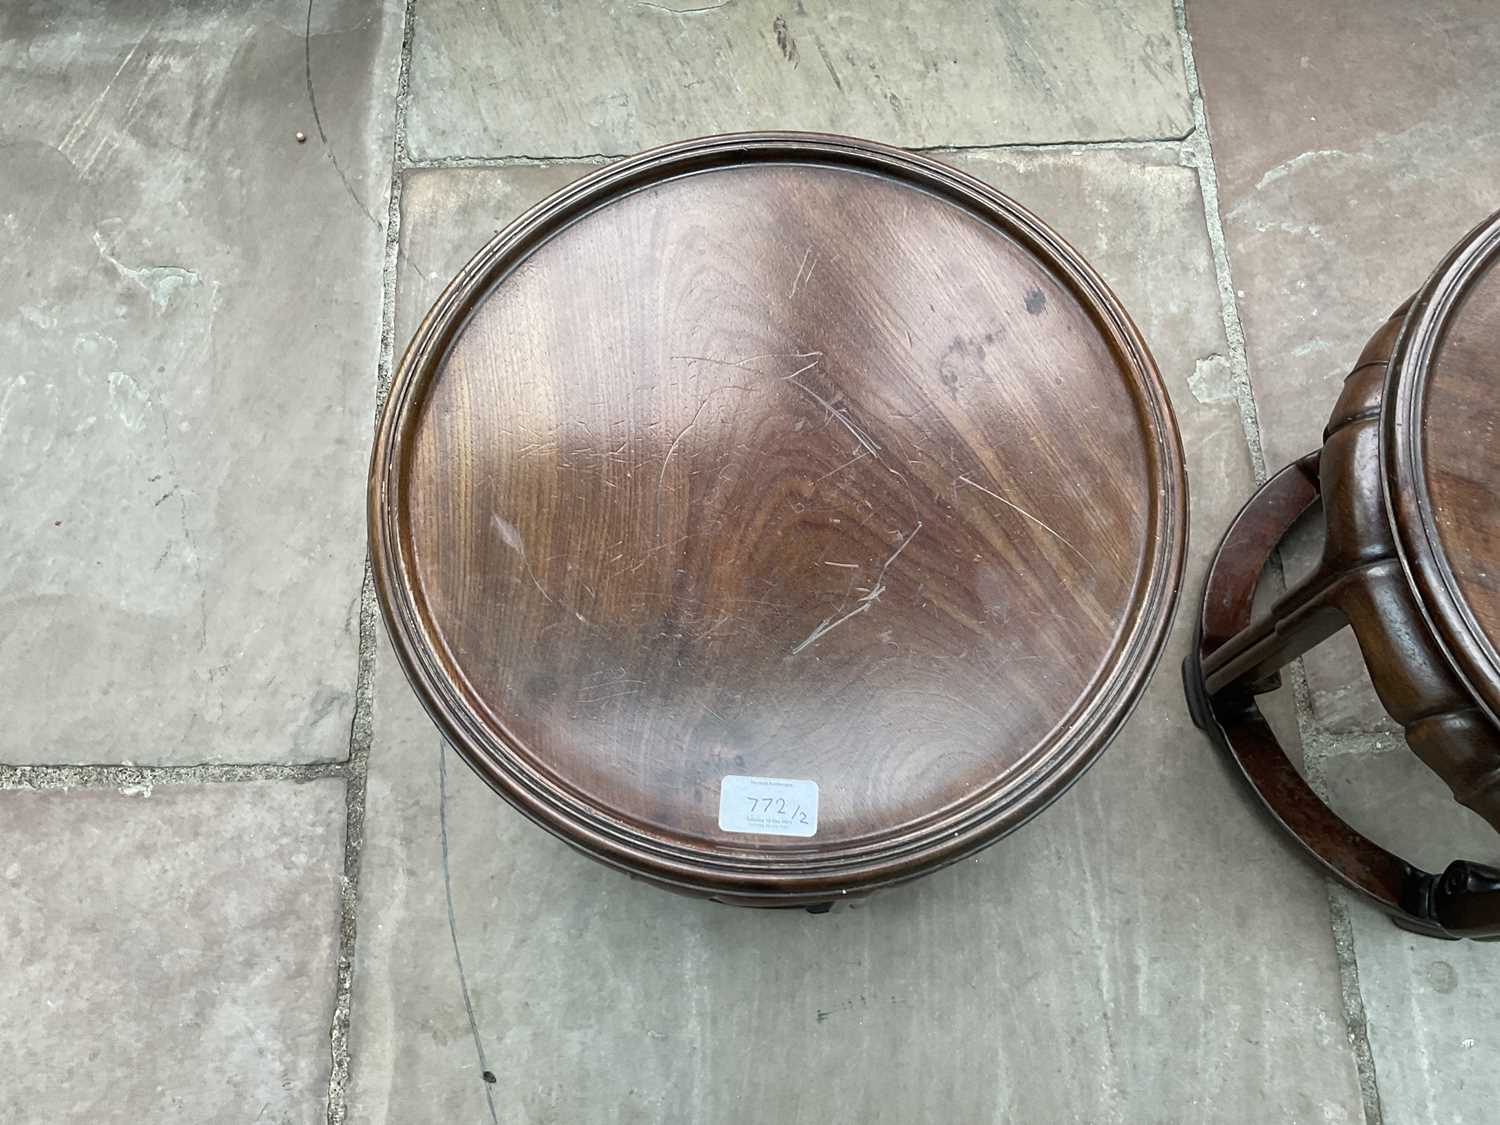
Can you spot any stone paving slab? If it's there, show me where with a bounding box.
[0,0,399,764]
[1192,0,1500,471]
[349,149,1365,1124]
[0,779,347,1124]
[404,0,1191,159]
[1315,746,1500,1125]
[1349,917,1500,1125]
[1191,0,1500,737]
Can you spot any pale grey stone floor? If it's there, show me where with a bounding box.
[2,2,1496,1123]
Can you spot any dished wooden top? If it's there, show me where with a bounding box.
[371,134,1186,900]
[1387,210,1500,725]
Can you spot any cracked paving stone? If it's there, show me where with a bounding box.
[403,0,1191,158]
[349,149,1363,1124]
[0,0,401,764]
[0,779,347,1123]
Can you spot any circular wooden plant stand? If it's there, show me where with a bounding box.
[1185,211,1500,939]
[371,133,1186,907]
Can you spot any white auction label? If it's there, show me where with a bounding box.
[718,775,819,837]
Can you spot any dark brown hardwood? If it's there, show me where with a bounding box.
[1388,220,1500,725]
[1186,210,1500,939]
[371,133,1187,905]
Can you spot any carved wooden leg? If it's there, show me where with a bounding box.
[1184,306,1500,939]
[1338,576,1500,831]
[1313,312,1500,835]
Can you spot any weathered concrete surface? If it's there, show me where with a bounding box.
[0,0,400,763]
[349,150,1364,1125]
[1191,0,1500,736]
[404,0,1191,158]
[0,780,347,1123]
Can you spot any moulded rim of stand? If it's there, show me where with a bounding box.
[1384,211,1500,727]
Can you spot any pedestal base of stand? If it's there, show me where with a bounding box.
[1184,459,1500,940]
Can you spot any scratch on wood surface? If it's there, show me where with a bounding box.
[792,523,921,655]
[700,612,736,640]
[523,562,555,604]
[812,449,867,483]
[672,351,821,375]
[577,684,644,704]
[779,355,824,382]
[492,513,559,602]
[860,521,922,606]
[658,398,711,494]
[790,246,811,296]
[654,381,754,500]
[623,531,700,574]
[491,514,525,554]
[789,246,818,298]
[672,354,756,372]
[786,378,880,457]
[957,475,1090,565]
[790,602,870,654]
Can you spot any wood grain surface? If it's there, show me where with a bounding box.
[1423,264,1500,634]
[371,134,1186,901]
[1388,211,1500,724]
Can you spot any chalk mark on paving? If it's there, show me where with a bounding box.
[439,741,501,1124]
